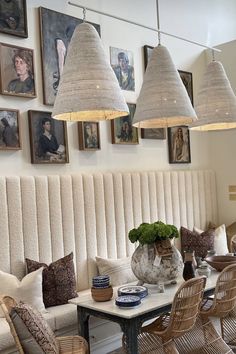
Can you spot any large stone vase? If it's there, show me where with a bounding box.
[131,241,183,285]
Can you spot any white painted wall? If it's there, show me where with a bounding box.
[0,1,235,205]
[207,40,236,225]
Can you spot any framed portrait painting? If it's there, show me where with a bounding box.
[0,108,21,150]
[168,126,191,164]
[0,0,28,38]
[78,122,101,151]
[28,110,69,164]
[110,46,135,92]
[111,103,139,145]
[39,7,100,105]
[0,43,36,98]
[143,45,194,104]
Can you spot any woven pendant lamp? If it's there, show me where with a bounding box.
[52,23,129,121]
[132,45,197,128]
[191,60,236,131]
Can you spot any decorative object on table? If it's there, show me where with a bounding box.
[183,260,196,281]
[91,275,113,302]
[118,285,148,299]
[115,295,141,309]
[183,250,197,268]
[129,221,183,286]
[0,43,36,98]
[168,126,191,164]
[196,261,211,278]
[205,255,236,272]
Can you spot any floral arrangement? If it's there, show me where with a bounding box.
[128,220,179,245]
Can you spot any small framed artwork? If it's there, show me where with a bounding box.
[28,110,69,164]
[39,7,100,105]
[178,70,194,105]
[0,108,21,150]
[78,122,101,151]
[0,0,28,38]
[111,103,139,145]
[167,126,191,164]
[143,45,193,104]
[0,43,36,98]
[141,128,166,140]
[110,46,135,92]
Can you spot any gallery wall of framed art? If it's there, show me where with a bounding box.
[0,0,216,176]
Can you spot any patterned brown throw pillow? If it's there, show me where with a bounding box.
[10,302,58,354]
[26,253,77,308]
[180,226,215,259]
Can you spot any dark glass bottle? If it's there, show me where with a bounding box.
[183,261,195,281]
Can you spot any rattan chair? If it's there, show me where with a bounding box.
[175,263,236,354]
[0,295,88,354]
[123,276,206,354]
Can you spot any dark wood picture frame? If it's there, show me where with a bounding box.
[0,108,21,150]
[0,0,28,38]
[111,103,139,145]
[0,42,36,98]
[167,126,191,164]
[28,110,69,164]
[143,45,194,104]
[78,122,101,151]
[39,7,100,105]
[141,128,166,140]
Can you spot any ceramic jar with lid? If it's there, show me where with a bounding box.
[196,261,211,278]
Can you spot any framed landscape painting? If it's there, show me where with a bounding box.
[0,0,28,38]
[0,108,21,150]
[111,103,139,145]
[39,7,100,105]
[78,121,101,151]
[0,43,36,98]
[141,128,166,140]
[28,110,69,164]
[168,126,191,164]
[143,45,194,104]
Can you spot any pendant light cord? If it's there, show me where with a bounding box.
[156,0,161,45]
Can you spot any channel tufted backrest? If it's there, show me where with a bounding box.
[0,170,217,291]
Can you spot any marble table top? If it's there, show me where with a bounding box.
[69,271,218,319]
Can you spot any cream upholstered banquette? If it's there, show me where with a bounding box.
[0,170,218,353]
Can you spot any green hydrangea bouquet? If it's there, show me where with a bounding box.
[128,220,179,245]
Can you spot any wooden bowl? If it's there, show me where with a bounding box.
[91,286,113,302]
[205,255,236,271]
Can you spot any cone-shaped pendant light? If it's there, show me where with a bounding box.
[132,45,197,128]
[191,60,236,131]
[52,23,129,121]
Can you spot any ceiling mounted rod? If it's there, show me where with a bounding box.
[68,1,221,53]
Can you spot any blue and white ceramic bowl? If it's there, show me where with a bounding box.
[115,295,141,308]
[118,285,148,299]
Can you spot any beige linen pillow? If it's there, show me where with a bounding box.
[0,267,45,318]
[194,224,229,255]
[95,256,137,286]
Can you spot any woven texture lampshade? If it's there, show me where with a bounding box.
[132,45,197,128]
[191,60,236,131]
[52,23,129,121]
